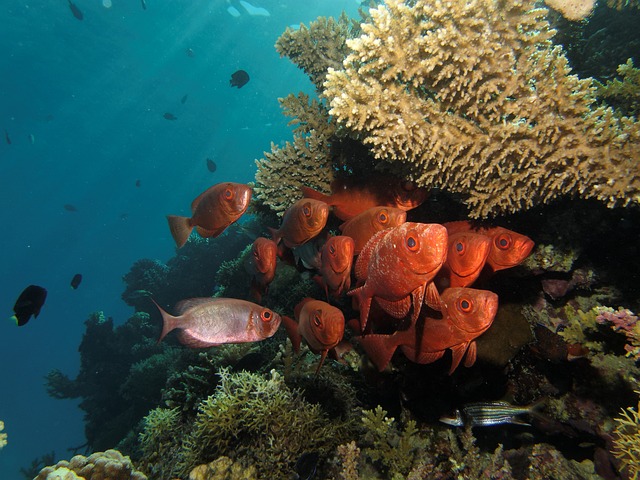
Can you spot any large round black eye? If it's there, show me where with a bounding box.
[459,299,472,312]
[303,204,312,217]
[224,188,234,200]
[378,211,388,224]
[456,241,465,254]
[495,234,511,250]
[260,310,272,322]
[406,235,418,251]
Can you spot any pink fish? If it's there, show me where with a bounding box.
[357,288,498,374]
[269,198,329,249]
[435,232,491,289]
[339,206,406,254]
[245,237,278,303]
[282,298,345,373]
[316,235,355,300]
[167,182,252,248]
[153,297,281,347]
[444,221,534,273]
[349,223,448,332]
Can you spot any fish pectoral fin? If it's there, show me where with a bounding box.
[509,416,531,426]
[424,282,443,311]
[314,350,329,375]
[375,295,411,319]
[449,343,470,375]
[463,341,477,368]
[167,215,193,248]
[281,316,302,353]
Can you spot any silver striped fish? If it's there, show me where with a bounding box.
[440,400,543,427]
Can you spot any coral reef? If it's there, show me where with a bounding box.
[34,449,147,480]
[253,93,336,216]
[544,0,596,21]
[188,456,257,480]
[597,59,640,118]
[613,390,640,480]
[137,407,184,479]
[323,0,640,218]
[0,420,5,449]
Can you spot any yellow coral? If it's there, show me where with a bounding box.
[323,0,640,218]
[613,391,640,480]
[544,0,595,20]
[0,420,6,449]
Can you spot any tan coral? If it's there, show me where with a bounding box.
[323,0,640,218]
[544,0,595,21]
[35,450,147,480]
[0,420,6,449]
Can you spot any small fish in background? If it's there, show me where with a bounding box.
[141,0,147,10]
[29,133,35,144]
[120,213,129,220]
[153,297,281,347]
[70,273,83,289]
[181,94,188,104]
[63,204,78,212]
[4,129,11,145]
[163,112,177,121]
[185,48,195,58]
[206,158,217,173]
[67,0,83,20]
[11,285,47,326]
[440,400,545,427]
[230,70,250,88]
[135,179,141,187]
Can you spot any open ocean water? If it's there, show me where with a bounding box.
[0,1,362,477]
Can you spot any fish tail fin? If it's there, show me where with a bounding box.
[167,215,193,248]
[301,186,330,203]
[267,226,282,247]
[357,334,400,372]
[281,315,302,353]
[151,298,179,343]
[314,350,329,376]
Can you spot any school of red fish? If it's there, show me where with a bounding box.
[156,178,534,375]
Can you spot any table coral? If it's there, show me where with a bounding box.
[323,0,640,218]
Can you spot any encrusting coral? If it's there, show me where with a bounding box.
[323,0,640,218]
[34,449,147,480]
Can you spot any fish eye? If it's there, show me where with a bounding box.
[406,234,419,251]
[495,234,512,250]
[378,211,388,224]
[329,244,336,255]
[260,310,272,322]
[455,241,465,254]
[253,249,259,258]
[458,298,473,312]
[313,312,322,327]
[224,188,234,200]
[303,204,312,217]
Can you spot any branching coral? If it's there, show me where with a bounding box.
[137,407,185,479]
[323,0,640,218]
[253,93,336,215]
[597,58,640,118]
[613,390,640,480]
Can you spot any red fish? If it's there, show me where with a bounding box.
[316,235,355,300]
[357,288,498,373]
[269,198,329,248]
[282,298,346,374]
[301,175,428,221]
[153,297,281,347]
[339,206,406,254]
[349,223,448,332]
[444,221,534,273]
[167,182,252,248]
[436,232,491,289]
[245,237,278,303]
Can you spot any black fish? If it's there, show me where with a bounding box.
[4,129,10,145]
[64,204,78,212]
[181,94,188,104]
[163,112,177,120]
[141,0,147,10]
[12,285,47,326]
[294,451,319,480]
[186,48,195,58]
[70,273,82,289]
[230,70,250,88]
[67,0,83,20]
[206,158,217,173]
[135,179,141,187]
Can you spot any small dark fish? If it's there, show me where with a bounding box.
[163,112,177,121]
[141,0,147,10]
[206,158,217,173]
[120,213,129,220]
[12,285,47,326]
[186,48,195,58]
[64,204,78,212]
[70,273,83,289]
[294,451,319,480]
[440,400,544,427]
[67,0,83,20]
[230,70,250,88]
[4,129,11,145]
[135,179,141,187]
[181,94,188,104]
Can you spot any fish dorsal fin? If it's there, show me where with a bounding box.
[375,295,411,319]
[354,228,389,281]
[294,298,314,319]
[175,297,216,315]
[448,342,470,375]
[301,186,331,204]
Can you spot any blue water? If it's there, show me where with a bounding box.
[0,1,362,477]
